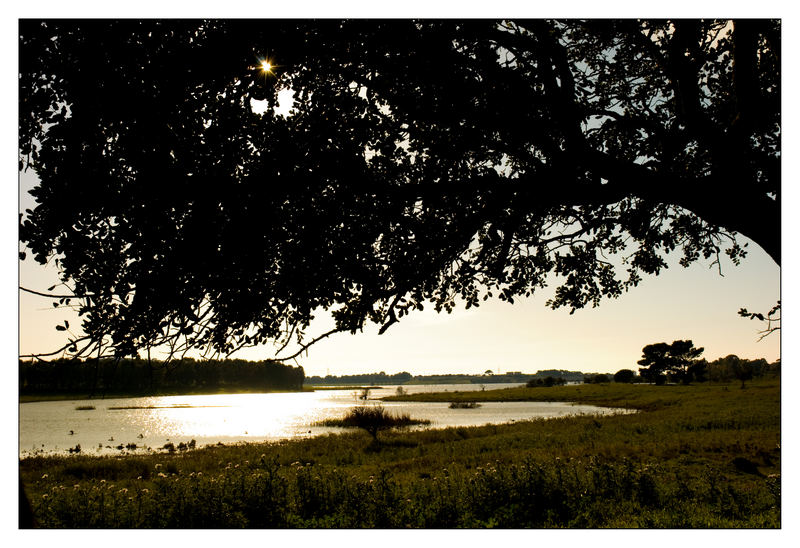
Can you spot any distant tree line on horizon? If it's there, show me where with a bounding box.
[580,355,779,387]
[304,369,585,386]
[19,357,305,396]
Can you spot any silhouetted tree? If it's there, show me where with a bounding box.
[19,20,780,360]
[637,340,704,384]
[613,369,635,383]
[716,355,755,389]
[687,358,709,383]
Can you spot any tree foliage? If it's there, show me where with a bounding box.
[637,340,704,384]
[19,19,780,360]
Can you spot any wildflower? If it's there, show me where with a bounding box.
[197,472,202,477]
[119,488,128,494]
[137,476,143,480]
[74,484,80,489]
[158,472,167,478]
[100,479,106,483]
[42,494,48,499]
[141,489,149,494]
[41,474,48,480]
[154,464,162,469]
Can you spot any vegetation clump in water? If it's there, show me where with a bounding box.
[318,405,430,439]
[449,401,481,409]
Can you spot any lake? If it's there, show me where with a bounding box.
[19,383,628,457]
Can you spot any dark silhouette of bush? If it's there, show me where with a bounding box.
[613,369,635,383]
[592,374,610,384]
[526,376,566,388]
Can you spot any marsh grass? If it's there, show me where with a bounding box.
[317,405,430,439]
[449,401,481,409]
[21,379,780,528]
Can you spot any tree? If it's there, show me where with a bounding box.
[19,20,780,361]
[613,369,635,383]
[637,340,704,384]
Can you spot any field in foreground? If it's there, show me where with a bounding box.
[20,379,780,528]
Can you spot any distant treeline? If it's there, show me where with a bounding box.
[19,357,305,396]
[304,369,585,386]
[583,355,780,385]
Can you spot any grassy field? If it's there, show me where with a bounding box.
[20,379,780,528]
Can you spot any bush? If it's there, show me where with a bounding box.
[613,369,635,383]
[585,374,610,384]
[526,376,566,388]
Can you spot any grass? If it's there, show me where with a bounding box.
[317,405,430,438]
[449,401,481,409]
[20,378,780,528]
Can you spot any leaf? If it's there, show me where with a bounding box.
[65,320,69,329]
[55,325,66,331]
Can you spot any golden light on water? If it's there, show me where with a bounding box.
[140,393,348,439]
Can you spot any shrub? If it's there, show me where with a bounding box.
[588,374,610,384]
[613,369,635,383]
[526,376,566,388]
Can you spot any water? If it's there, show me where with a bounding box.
[19,384,627,457]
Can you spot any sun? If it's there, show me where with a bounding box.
[260,60,273,73]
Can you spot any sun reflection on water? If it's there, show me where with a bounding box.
[138,392,349,439]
